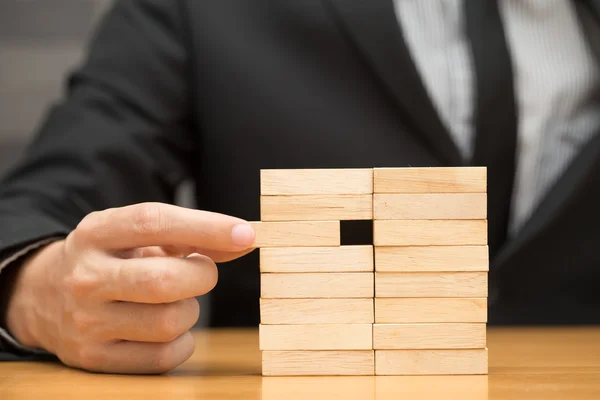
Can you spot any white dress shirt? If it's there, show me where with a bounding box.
[394,0,600,235]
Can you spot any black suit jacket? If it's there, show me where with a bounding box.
[1,0,600,349]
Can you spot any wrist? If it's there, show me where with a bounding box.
[5,240,64,351]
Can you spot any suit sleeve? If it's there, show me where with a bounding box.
[0,0,195,359]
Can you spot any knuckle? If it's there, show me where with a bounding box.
[202,259,219,292]
[132,203,170,236]
[74,211,105,243]
[64,261,101,298]
[64,273,93,298]
[71,310,96,335]
[155,303,183,341]
[75,345,104,371]
[152,343,178,373]
[188,255,219,294]
[185,298,201,323]
[177,298,200,331]
[146,267,177,300]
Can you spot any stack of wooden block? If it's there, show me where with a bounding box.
[255,169,376,376]
[372,167,488,375]
[251,167,489,376]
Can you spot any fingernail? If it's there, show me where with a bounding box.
[231,223,255,247]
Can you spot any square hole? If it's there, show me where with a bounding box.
[340,220,373,246]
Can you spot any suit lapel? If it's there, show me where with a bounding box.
[492,0,600,274]
[579,0,600,60]
[324,0,463,165]
[585,0,600,17]
[492,132,600,269]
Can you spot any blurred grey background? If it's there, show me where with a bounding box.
[0,0,207,325]
[0,0,114,173]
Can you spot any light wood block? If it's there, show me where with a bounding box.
[262,350,375,376]
[260,245,373,273]
[375,298,487,323]
[373,323,486,350]
[373,193,486,220]
[261,298,374,324]
[250,221,340,247]
[373,167,486,194]
[259,324,373,350]
[261,168,373,195]
[261,272,374,298]
[375,246,488,272]
[374,375,489,398]
[375,349,488,375]
[373,220,487,246]
[261,194,373,221]
[375,272,487,298]
[262,377,376,400]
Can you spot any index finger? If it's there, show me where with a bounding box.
[76,203,256,252]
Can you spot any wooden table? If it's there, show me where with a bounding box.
[0,327,599,399]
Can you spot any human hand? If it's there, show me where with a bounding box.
[5,202,255,374]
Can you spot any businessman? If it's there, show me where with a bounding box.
[0,0,599,374]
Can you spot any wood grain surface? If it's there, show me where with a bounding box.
[1,327,599,399]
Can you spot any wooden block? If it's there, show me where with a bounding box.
[261,298,374,324]
[261,272,374,298]
[375,349,488,375]
[373,167,486,193]
[261,168,373,195]
[375,272,487,298]
[261,194,373,221]
[375,298,487,323]
[262,377,376,400]
[260,245,373,273]
[259,324,373,350]
[373,193,486,220]
[374,375,489,399]
[373,220,487,246]
[373,323,486,350]
[262,350,375,376]
[250,221,340,247]
[375,246,488,272]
